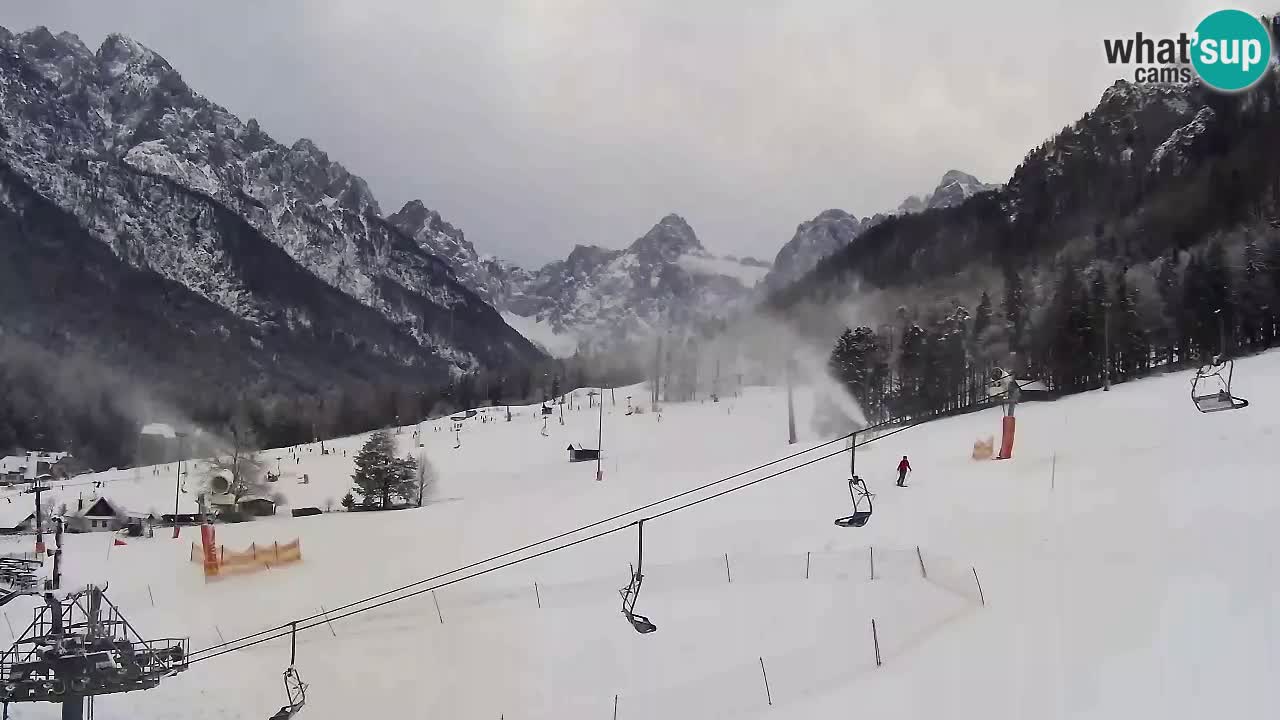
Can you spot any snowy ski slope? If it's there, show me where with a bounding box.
[2,351,1278,719]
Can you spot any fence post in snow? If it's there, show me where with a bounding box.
[433,591,444,624]
[916,546,927,579]
[871,619,882,667]
[869,546,875,581]
[147,584,155,607]
[758,657,773,706]
[724,553,732,584]
[613,694,618,720]
[321,605,337,637]
[805,551,810,580]
[534,582,542,609]
[972,567,986,607]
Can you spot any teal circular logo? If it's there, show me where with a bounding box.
[1191,9,1273,92]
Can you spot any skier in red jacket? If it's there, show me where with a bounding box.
[896,456,911,487]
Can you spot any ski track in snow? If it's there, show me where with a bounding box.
[3,352,1279,718]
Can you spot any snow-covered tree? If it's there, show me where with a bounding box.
[351,431,417,510]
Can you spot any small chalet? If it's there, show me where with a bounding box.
[68,497,124,533]
[238,496,277,517]
[567,444,600,463]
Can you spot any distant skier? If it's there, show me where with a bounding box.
[896,456,911,487]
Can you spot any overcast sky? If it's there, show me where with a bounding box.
[3,0,1238,267]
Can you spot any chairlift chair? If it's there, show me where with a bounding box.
[834,476,873,528]
[1191,358,1249,413]
[268,624,307,719]
[619,521,657,634]
[269,667,307,720]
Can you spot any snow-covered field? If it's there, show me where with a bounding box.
[2,351,1278,719]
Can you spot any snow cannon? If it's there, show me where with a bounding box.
[210,470,234,495]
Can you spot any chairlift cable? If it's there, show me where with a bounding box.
[187,428,859,659]
[187,382,1032,664]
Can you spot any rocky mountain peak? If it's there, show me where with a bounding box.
[283,138,380,214]
[8,26,94,87]
[97,32,168,73]
[628,213,703,262]
[763,208,868,292]
[896,169,998,214]
[18,27,91,60]
[389,200,464,242]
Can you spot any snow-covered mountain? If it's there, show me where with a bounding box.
[895,169,1000,214]
[762,171,999,294]
[487,215,767,355]
[763,210,868,293]
[0,26,541,386]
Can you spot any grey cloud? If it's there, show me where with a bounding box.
[4,0,1227,267]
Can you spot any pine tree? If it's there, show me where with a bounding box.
[1113,269,1149,379]
[1044,266,1093,390]
[972,290,993,352]
[897,325,929,417]
[351,430,417,510]
[1002,267,1026,352]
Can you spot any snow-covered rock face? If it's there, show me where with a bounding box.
[896,169,1000,215]
[764,209,867,292]
[386,199,532,309]
[393,206,765,356]
[1148,106,1217,177]
[0,25,541,375]
[494,214,764,354]
[760,171,999,295]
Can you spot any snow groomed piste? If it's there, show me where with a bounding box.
[0,351,1267,719]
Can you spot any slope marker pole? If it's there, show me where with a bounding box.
[805,551,811,580]
[871,619,882,667]
[433,591,444,624]
[972,567,986,607]
[724,553,732,584]
[916,546,927,579]
[758,657,773,706]
[320,605,337,636]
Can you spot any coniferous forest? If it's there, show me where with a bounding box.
[803,72,1280,423]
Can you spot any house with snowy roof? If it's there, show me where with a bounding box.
[66,496,126,533]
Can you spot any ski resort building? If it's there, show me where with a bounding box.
[66,497,125,533]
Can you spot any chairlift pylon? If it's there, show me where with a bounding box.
[619,520,657,634]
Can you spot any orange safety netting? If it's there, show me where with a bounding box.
[190,539,302,578]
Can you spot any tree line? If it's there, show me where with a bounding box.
[828,230,1280,421]
[0,349,644,472]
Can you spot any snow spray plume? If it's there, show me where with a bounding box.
[714,312,867,438]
